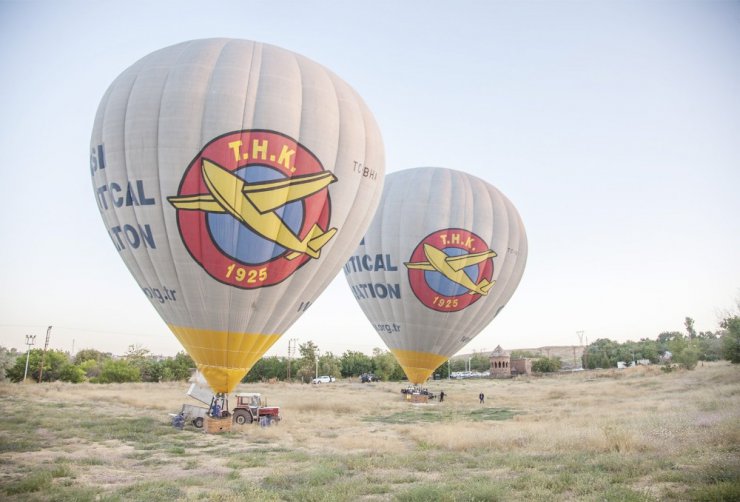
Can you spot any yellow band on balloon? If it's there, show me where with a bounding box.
[168,325,281,393]
[390,349,448,385]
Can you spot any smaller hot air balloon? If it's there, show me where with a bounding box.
[343,167,527,384]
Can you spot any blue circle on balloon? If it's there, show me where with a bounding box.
[424,247,480,297]
[208,165,303,265]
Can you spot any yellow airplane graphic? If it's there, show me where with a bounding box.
[405,243,496,295]
[168,159,337,260]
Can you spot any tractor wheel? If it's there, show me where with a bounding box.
[233,410,252,425]
[193,417,204,428]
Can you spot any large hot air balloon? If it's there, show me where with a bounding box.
[343,167,526,384]
[90,39,384,393]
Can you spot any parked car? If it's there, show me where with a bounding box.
[312,375,336,384]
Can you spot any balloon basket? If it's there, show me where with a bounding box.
[204,416,232,434]
[405,394,429,404]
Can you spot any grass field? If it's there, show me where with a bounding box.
[0,362,738,501]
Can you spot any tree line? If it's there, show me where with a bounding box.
[0,341,414,384]
[0,345,195,384]
[581,315,739,370]
[2,309,738,383]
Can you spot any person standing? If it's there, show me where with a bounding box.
[479,392,485,404]
[439,391,445,402]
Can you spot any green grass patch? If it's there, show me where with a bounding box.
[4,470,53,495]
[686,480,740,501]
[262,460,348,492]
[74,456,108,465]
[366,406,518,424]
[0,435,42,453]
[467,407,517,421]
[110,480,185,501]
[396,481,508,502]
[226,454,268,469]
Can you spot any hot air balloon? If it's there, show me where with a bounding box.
[343,167,526,384]
[90,39,384,394]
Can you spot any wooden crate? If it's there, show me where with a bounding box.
[204,416,232,434]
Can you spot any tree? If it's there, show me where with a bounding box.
[296,341,320,382]
[657,331,684,355]
[585,338,623,369]
[124,344,151,361]
[318,352,341,379]
[634,338,659,363]
[372,348,404,381]
[59,364,85,383]
[340,350,373,378]
[97,359,140,383]
[470,352,490,372]
[435,359,450,379]
[674,344,699,370]
[449,358,467,372]
[0,347,20,382]
[685,317,697,339]
[79,359,103,380]
[162,352,194,381]
[721,315,740,363]
[6,349,72,382]
[137,359,163,382]
[74,349,111,365]
[695,332,723,361]
[243,356,287,382]
[532,357,562,373]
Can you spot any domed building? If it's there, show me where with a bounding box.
[489,345,532,377]
[489,345,511,378]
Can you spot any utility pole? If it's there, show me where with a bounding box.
[577,330,585,369]
[315,349,321,379]
[287,338,297,380]
[23,334,36,382]
[37,326,52,383]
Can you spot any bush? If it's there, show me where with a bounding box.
[97,359,140,383]
[59,364,85,383]
[675,345,699,370]
[532,357,562,373]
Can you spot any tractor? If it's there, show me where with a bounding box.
[231,392,281,426]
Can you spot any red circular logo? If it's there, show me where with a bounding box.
[406,228,495,312]
[169,130,336,289]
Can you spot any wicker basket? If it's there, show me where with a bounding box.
[204,416,232,434]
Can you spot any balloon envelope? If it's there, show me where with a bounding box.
[90,39,384,393]
[343,167,527,384]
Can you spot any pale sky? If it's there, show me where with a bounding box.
[1,0,738,359]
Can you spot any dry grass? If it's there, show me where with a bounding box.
[0,362,738,501]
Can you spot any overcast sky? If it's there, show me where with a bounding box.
[0,0,738,360]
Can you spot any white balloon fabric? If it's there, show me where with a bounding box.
[90,39,384,393]
[343,167,527,384]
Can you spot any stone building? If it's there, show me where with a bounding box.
[510,357,532,376]
[489,345,511,378]
[489,345,532,377]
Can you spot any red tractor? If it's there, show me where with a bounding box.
[232,392,281,426]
